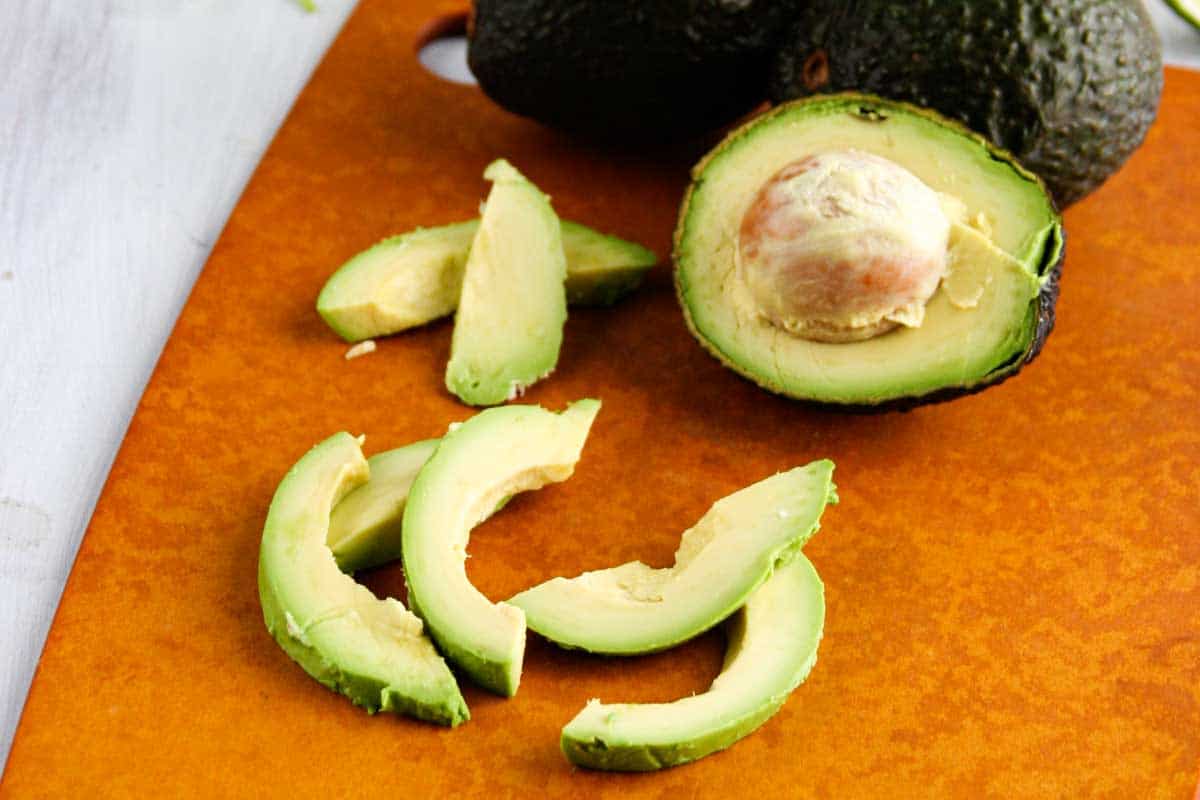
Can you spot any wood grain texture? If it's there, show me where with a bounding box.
[2,0,1199,796]
[0,0,359,770]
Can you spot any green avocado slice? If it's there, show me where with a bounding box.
[559,220,656,307]
[258,433,468,726]
[674,93,1063,407]
[561,553,825,771]
[326,438,439,574]
[509,460,835,654]
[446,159,568,405]
[402,400,602,695]
[316,220,656,343]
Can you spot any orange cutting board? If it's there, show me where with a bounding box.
[3,2,1199,797]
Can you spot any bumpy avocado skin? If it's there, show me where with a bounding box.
[468,0,799,139]
[672,94,1065,412]
[768,0,1162,207]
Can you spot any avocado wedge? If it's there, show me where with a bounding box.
[468,0,801,140]
[674,93,1063,408]
[326,438,438,575]
[258,433,468,726]
[561,553,825,771]
[402,400,601,695]
[445,160,567,406]
[509,460,835,654]
[316,220,656,343]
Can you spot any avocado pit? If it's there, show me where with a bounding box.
[736,149,950,343]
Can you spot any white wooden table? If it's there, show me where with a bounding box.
[1,0,1197,772]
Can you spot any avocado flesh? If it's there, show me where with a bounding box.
[446,160,567,406]
[402,400,601,695]
[326,439,438,574]
[317,220,655,343]
[561,553,824,771]
[675,94,1062,406]
[258,433,468,726]
[317,222,476,343]
[328,438,513,574]
[509,460,835,655]
[768,0,1162,206]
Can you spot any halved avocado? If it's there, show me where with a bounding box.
[316,220,655,343]
[674,93,1063,408]
[326,438,438,574]
[258,433,468,726]
[446,160,567,406]
[401,400,601,696]
[509,460,835,654]
[561,553,825,771]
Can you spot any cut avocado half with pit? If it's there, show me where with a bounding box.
[509,460,835,654]
[674,93,1063,408]
[317,220,656,343]
[402,400,601,695]
[445,160,568,406]
[258,433,468,726]
[562,552,824,771]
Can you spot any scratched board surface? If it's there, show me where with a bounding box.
[3,2,1198,797]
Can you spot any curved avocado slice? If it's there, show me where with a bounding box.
[674,93,1063,408]
[316,220,656,343]
[258,433,468,726]
[446,160,567,406]
[402,400,601,695]
[509,460,835,654]
[561,553,824,771]
[326,438,439,575]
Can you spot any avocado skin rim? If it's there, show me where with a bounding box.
[672,92,1064,413]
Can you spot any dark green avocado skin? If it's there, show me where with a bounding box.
[468,0,799,140]
[768,0,1163,207]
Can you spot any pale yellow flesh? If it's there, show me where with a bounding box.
[318,223,476,341]
[445,160,567,406]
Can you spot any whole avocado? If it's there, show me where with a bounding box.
[467,0,799,140]
[768,0,1163,207]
